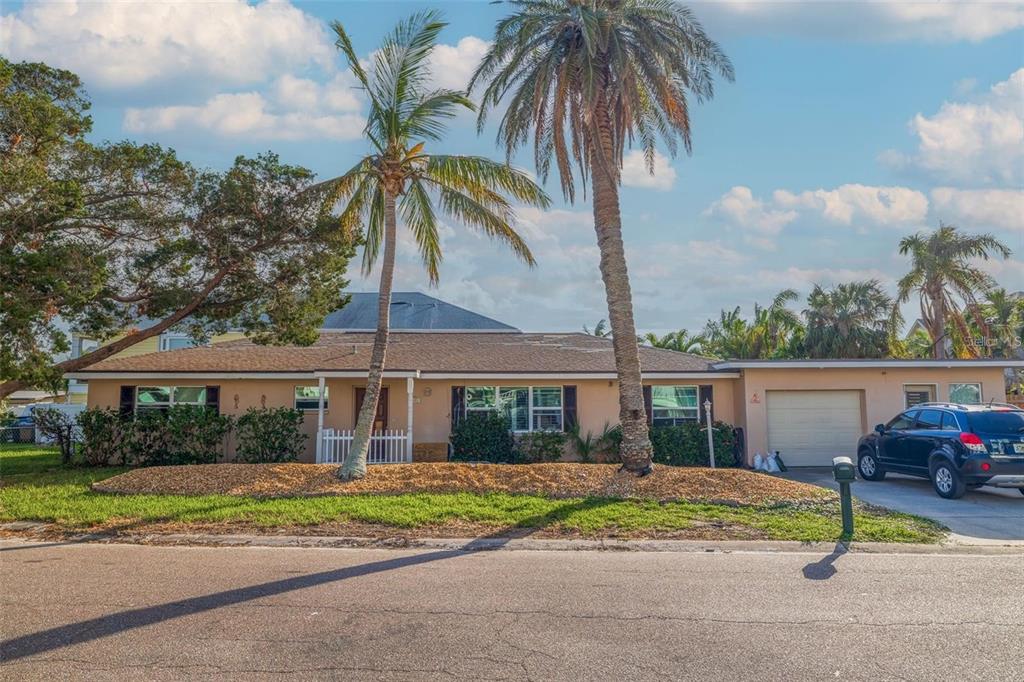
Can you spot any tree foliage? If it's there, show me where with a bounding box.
[802,280,900,359]
[0,58,356,397]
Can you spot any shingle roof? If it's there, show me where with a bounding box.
[322,292,519,332]
[76,332,721,375]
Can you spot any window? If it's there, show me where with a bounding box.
[465,386,563,432]
[941,412,960,430]
[159,334,199,352]
[966,411,1024,433]
[904,384,936,408]
[136,386,206,413]
[887,412,916,430]
[651,386,699,426]
[915,409,943,430]
[294,385,328,411]
[949,383,982,404]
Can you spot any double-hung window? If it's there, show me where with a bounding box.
[294,385,328,411]
[465,386,563,432]
[135,386,206,413]
[159,334,199,352]
[651,386,698,426]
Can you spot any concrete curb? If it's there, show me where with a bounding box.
[2,524,1021,555]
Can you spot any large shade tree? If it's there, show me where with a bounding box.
[896,224,1010,359]
[471,0,733,475]
[328,12,549,480]
[1,59,355,399]
[802,280,899,359]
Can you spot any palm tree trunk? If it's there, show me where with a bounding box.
[339,189,397,480]
[588,96,653,476]
[929,288,948,360]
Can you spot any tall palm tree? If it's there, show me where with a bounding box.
[328,12,549,480]
[803,280,900,358]
[749,289,801,358]
[972,288,1024,358]
[470,0,733,475]
[701,307,754,359]
[641,329,704,353]
[896,224,1010,359]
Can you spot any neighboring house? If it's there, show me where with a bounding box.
[5,389,67,406]
[67,295,1024,467]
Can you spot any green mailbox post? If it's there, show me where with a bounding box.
[832,456,856,538]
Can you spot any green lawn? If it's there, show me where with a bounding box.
[0,446,946,543]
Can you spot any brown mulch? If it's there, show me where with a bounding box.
[92,462,833,505]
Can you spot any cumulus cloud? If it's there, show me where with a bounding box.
[703,186,797,234]
[699,1,1024,42]
[931,188,1024,232]
[882,69,1024,185]
[428,36,491,91]
[773,184,930,226]
[620,150,677,191]
[0,0,332,89]
[123,74,365,141]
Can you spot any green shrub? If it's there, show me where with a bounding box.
[449,412,516,463]
[568,422,619,463]
[32,408,77,465]
[235,407,306,463]
[515,430,567,463]
[77,408,130,466]
[165,405,233,465]
[122,410,173,466]
[602,421,738,467]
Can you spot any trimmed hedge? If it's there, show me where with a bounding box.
[449,412,517,463]
[235,407,306,463]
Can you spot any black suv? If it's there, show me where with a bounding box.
[857,403,1024,499]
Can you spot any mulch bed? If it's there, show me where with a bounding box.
[92,462,832,506]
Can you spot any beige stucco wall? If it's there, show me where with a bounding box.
[737,367,1008,463]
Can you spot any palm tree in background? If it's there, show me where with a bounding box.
[641,329,704,353]
[327,12,549,480]
[803,280,900,358]
[971,288,1024,358]
[896,224,1010,359]
[583,319,611,337]
[702,290,801,359]
[471,0,733,475]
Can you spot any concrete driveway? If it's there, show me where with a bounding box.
[782,468,1024,545]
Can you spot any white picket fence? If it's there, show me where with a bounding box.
[317,429,410,464]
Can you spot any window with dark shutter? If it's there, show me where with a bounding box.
[205,386,221,414]
[451,386,465,430]
[119,385,135,417]
[642,385,652,426]
[562,385,578,431]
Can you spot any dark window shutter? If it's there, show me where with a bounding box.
[119,385,135,417]
[642,385,652,426]
[562,385,578,431]
[699,385,714,423]
[451,386,465,430]
[205,385,221,414]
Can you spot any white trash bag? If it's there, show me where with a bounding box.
[753,452,764,471]
[764,452,781,473]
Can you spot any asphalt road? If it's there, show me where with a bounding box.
[782,468,1024,544]
[2,540,1022,680]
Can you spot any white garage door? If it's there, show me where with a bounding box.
[766,390,863,467]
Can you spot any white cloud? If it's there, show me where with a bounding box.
[428,36,490,91]
[0,0,332,89]
[620,150,677,191]
[931,188,1024,232]
[703,186,797,234]
[773,184,930,226]
[700,1,1024,42]
[883,69,1024,185]
[124,74,366,141]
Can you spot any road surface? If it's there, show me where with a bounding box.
[1,540,1021,680]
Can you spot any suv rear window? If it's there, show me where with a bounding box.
[966,411,1024,433]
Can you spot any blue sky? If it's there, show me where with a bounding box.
[3,1,1022,333]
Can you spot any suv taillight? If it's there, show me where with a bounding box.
[959,432,987,454]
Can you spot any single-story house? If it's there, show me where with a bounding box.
[66,294,1024,467]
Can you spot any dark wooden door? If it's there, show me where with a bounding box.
[354,387,389,430]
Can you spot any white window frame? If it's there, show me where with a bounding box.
[159,333,199,352]
[949,382,982,404]
[135,386,206,413]
[650,385,699,426]
[464,386,564,433]
[294,385,328,411]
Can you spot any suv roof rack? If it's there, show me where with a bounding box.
[914,401,1023,411]
[913,402,966,409]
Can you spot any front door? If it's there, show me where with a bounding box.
[354,387,389,432]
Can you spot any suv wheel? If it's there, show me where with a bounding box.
[858,450,885,481]
[931,461,966,499]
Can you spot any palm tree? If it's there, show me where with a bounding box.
[702,307,754,359]
[641,329,704,353]
[749,289,801,358]
[328,12,549,480]
[972,288,1024,358]
[583,319,611,337]
[471,0,733,475]
[803,280,900,358]
[896,224,1010,359]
